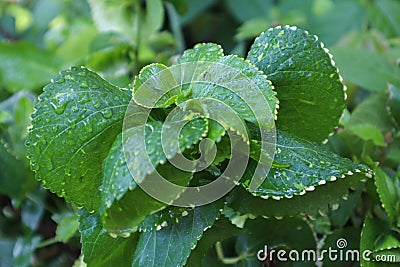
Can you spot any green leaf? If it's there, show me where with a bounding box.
[186,217,243,267]
[242,130,371,198]
[88,0,138,44]
[225,0,273,23]
[227,172,366,218]
[374,168,400,225]
[388,85,400,128]
[78,209,137,267]
[0,91,36,161]
[361,217,400,266]
[12,235,41,267]
[247,25,346,143]
[329,183,363,228]
[142,0,164,34]
[0,42,61,92]
[368,0,400,38]
[138,205,188,232]
[308,0,364,46]
[177,43,224,63]
[103,163,193,235]
[0,139,34,204]
[26,66,131,210]
[132,201,222,267]
[55,213,79,243]
[235,17,270,41]
[133,63,179,108]
[346,93,394,133]
[100,133,135,215]
[347,124,386,147]
[177,43,278,121]
[21,188,46,231]
[122,117,207,185]
[234,217,315,265]
[331,47,400,92]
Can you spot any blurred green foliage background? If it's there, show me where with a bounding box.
[0,0,399,266]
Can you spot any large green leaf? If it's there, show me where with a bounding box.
[0,42,61,92]
[247,25,345,143]
[242,130,371,198]
[122,117,207,185]
[78,209,137,267]
[227,172,366,218]
[176,43,278,121]
[132,201,222,267]
[388,85,400,128]
[26,66,131,210]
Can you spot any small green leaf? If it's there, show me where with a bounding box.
[26,67,131,210]
[177,43,224,63]
[55,213,79,243]
[132,201,222,267]
[347,124,386,147]
[331,47,400,92]
[143,0,164,34]
[348,93,394,132]
[243,130,371,198]
[247,25,345,142]
[0,42,61,92]
[12,235,41,267]
[225,0,273,23]
[78,209,137,267]
[374,168,400,224]
[361,217,400,266]
[133,63,179,108]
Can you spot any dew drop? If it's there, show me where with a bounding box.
[83,120,93,133]
[80,80,89,88]
[31,161,40,171]
[94,102,102,109]
[50,101,68,115]
[101,109,113,119]
[65,164,72,176]
[56,78,65,84]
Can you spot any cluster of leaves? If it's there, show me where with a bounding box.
[26,22,374,267]
[0,0,399,266]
